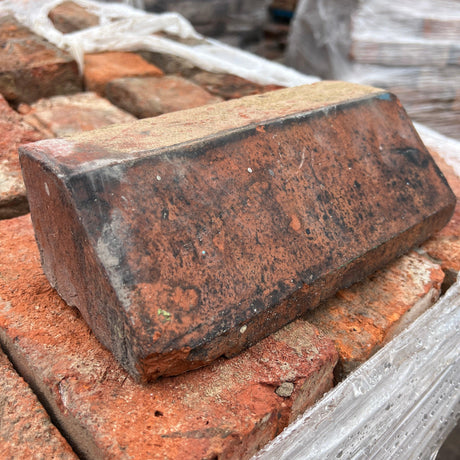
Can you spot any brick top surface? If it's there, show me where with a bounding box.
[24,81,383,171]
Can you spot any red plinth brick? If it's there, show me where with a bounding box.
[0,215,337,460]
[189,71,284,100]
[19,82,456,381]
[48,1,99,34]
[83,52,164,95]
[105,75,223,117]
[0,94,43,219]
[306,251,444,379]
[0,349,77,459]
[0,15,81,104]
[21,92,136,138]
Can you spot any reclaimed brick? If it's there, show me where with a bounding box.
[422,148,460,283]
[0,349,77,459]
[48,1,99,34]
[137,50,200,77]
[105,75,223,118]
[21,92,136,138]
[0,94,43,219]
[189,71,284,100]
[83,52,164,95]
[0,15,81,104]
[305,251,444,380]
[0,214,337,460]
[19,82,456,381]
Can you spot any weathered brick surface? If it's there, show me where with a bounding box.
[190,71,284,99]
[83,52,164,95]
[48,1,99,34]
[0,15,81,104]
[21,92,136,138]
[20,82,456,381]
[0,214,337,460]
[105,75,223,117]
[306,251,444,380]
[0,349,77,459]
[0,94,43,219]
[422,148,460,282]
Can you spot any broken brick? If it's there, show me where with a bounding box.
[0,214,337,459]
[0,15,81,104]
[0,94,43,219]
[83,52,164,95]
[21,92,136,138]
[48,1,99,34]
[19,82,456,381]
[105,75,223,117]
[306,251,445,380]
[0,349,77,459]
[189,71,284,100]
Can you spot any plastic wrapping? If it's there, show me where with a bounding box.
[286,0,460,140]
[255,276,460,460]
[0,0,317,87]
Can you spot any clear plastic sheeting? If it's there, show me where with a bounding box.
[0,0,317,87]
[286,0,460,140]
[255,276,460,460]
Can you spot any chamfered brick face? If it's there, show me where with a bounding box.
[0,349,77,459]
[83,52,164,95]
[0,214,337,460]
[105,75,223,117]
[0,94,43,219]
[19,82,456,381]
[0,15,81,104]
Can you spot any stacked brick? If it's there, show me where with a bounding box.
[0,2,459,458]
[286,0,460,140]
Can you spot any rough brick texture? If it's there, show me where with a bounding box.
[0,15,81,104]
[0,94,43,219]
[0,349,77,459]
[21,92,136,138]
[306,251,444,380]
[105,75,223,117]
[0,215,337,460]
[422,148,460,285]
[83,52,164,95]
[48,1,99,34]
[20,82,456,381]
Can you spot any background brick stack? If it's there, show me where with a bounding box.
[0,2,459,458]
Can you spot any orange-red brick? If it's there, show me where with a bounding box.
[0,349,77,459]
[0,215,337,460]
[306,251,444,379]
[83,52,164,95]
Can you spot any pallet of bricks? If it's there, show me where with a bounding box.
[0,1,459,459]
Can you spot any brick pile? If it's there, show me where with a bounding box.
[0,2,459,458]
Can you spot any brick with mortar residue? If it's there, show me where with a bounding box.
[19,82,456,381]
[0,15,81,104]
[105,75,223,117]
[20,92,136,138]
[189,71,284,100]
[83,52,164,95]
[0,348,77,459]
[0,214,337,460]
[48,1,99,34]
[306,251,444,380]
[0,94,43,219]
